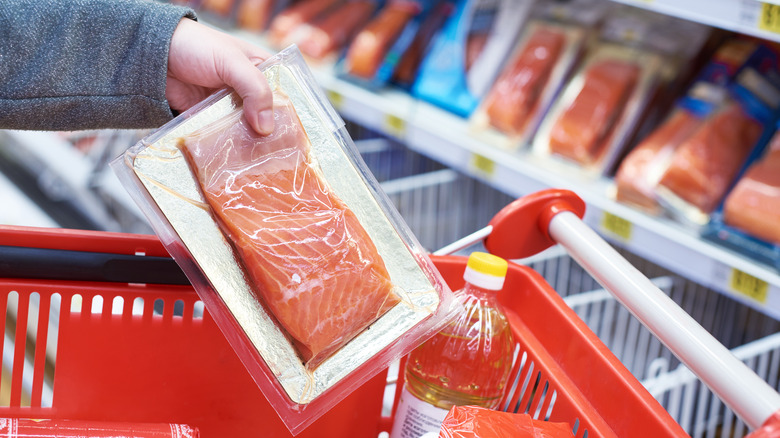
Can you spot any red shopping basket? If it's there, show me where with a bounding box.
[0,223,684,437]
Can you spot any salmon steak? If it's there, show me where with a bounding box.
[180,92,400,368]
[549,59,640,164]
[658,103,761,214]
[484,26,566,136]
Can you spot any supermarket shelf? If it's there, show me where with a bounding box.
[610,0,780,44]
[239,33,780,319]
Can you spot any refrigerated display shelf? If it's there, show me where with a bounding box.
[230,29,780,321]
[611,0,780,45]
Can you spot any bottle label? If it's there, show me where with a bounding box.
[390,387,451,438]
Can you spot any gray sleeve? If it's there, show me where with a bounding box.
[0,0,196,131]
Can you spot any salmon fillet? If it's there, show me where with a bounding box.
[615,109,701,211]
[298,1,377,59]
[346,3,418,79]
[268,0,343,46]
[724,150,780,244]
[200,0,235,17]
[484,27,566,136]
[658,103,761,213]
[548,59,640,164]
[392,2,450,85]
[180,93,399,368]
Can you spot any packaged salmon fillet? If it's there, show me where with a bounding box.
[703,127,780,269]
[112,46,453,434]
[469,0,606,150]
[346,1,420,79]
[412,0,536,117]
[199,0,238,24]
[392,0,453,88]
[438,405,572,438]
[614,108,701,213]
[337,0,445,89]
[532,43,663,174]
[297,1,378,61]
[268,0,343,47]
[656,41,780,225]
[614,38,761,214]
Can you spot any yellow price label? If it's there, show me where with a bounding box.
[470,153,496,177]
[384,114,406,138]
[601,212,632,241]
[730,268,769,303]
[327,90,344,111]
[759,3,780,33]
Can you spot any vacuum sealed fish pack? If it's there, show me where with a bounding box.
[531,6,710,176]
[614,38,760,215]
[112,46,453,434]
[704,126,780,270]
[411,0,536,117]
[468,0,607,151]
[338,0,447,89]
[653,42,780,226]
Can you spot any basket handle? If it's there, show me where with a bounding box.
[434,189,780,430]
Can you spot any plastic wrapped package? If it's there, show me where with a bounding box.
[656,103,762,216]
[614,38,768,214]
[268,0,342,47]
[0,419,198,437]
[345,2,420,79]
[112,46,453,434]
[412,0,536,117]
[199,0,237,21]
[438,406,572,438]
[392,1,452,87]
[532,43,663,174]
[614,108,701,213]
[296,1,377,61]
[469,0,606,150]
[723,145,780,244]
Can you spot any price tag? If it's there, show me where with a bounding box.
[327,90,344,111]
[383,114,406,138]
[730,268,769,304]
[470,153,496,177]
[601,212,632,241]
[759,3,780,33]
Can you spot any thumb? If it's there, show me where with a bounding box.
[219,53,274,135]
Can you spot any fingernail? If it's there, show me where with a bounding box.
[259,109,274,135]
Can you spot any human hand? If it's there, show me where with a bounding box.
[167,18,274,135]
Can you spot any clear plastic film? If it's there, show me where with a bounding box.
[532,42,663,175]
[0,419,198,438]
[112,46,452,434]
[438,406,572,438]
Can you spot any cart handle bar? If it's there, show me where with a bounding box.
[434,189,780,432]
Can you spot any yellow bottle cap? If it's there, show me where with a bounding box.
[464,252,508,290]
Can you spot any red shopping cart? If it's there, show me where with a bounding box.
[0,189,777,437]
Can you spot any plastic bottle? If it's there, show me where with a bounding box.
[390,252,515,438]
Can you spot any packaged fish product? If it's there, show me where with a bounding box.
[297,1,377,60]
[268,0,342,47]
[345,2,419,79]
[392,1,452,88]
[412,0,536,117]
[723,148,780,245]
[656,104,761,216]
[532,42,662,175]
[112,46,452,434]
[614,108,701,213]
[469,0,607,150]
